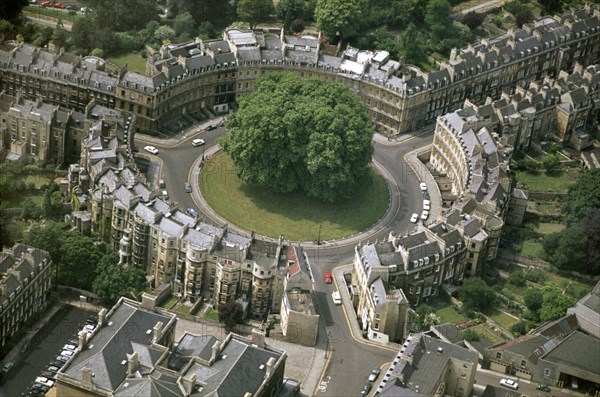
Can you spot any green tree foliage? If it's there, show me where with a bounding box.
[169,0,234,27]
[462,328,480,341]
[508,270,526,287]
[155,25,176,43]
[290,19,305,34]
[0,0,28,20]
[221,73,374,203]
[52,20,70,49]
[277,0,309,32]
[411,304,435,331]
[514,158,539,172]
[540,284,576,322]
[425,0,452,42]
[84,0,159,32]
[581,209,600,275]
[543,226,588,273]
[561,169,600,225]
[217,300,245,331]
[23,221,69,264]
[399,23,426,65]
[60,233,109,290]
[458,277,497,312]
[541,154,560,172]
[315,0,366,39]
[523,288,543,313]
[197,21,217,40]
[461,11,485,30]
[237,0,274,30]
[90,48,105,58]
[93,254,147,305]
[510,320,530,336]
[173,11,196,41]
[504,0,534,27]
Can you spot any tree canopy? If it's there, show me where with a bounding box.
[0,0,27,21]
[561,169,600,225]
[237,0,274,30]
[458,277,497,312]
[93,254,147,305]
[315,0,366,39]
[220,72,374,203]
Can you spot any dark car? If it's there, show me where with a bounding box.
[49,360,63,368]
[536,384,551,392]
[187,208,199,218]
[40,370,55,379]
[47,366,59,373]
[422,191,430,200]
[361,383,372,395]
[206,124,217,131]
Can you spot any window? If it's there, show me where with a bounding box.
[520,360,526,367]
[496,352,502,359]
[544,369,551,377]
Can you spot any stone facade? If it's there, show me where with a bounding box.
[0,243,53,353]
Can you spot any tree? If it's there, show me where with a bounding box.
[523,288,543,313]
[154,25,176,43]
[540,284,576,322]
[23,221,68,263]
[0,0,28,20]
[170,0,234,27]
[93,254,147,305]
[217,300,245,331]
[315,0,366,40]
[86,0,159,32]
[277,0,307,32]
[197,21,216,40]
[508,270,526,287]
[541,154,560,172]
[543,226,588,273]
[173,11,196,41]
[60,233,108,290]
[462,328,480,341]
[510,320,530,336]
[581,208,600,275]
[220,72,374,203]
[52,20,70,49]
[90,48,105,58]
[458,277,497,312]
[425,0,452,42]
[399,23,426,65]
[461,11,485,30]
[561,169,600,225]
[290,19,305,34]
[237,0,274,30]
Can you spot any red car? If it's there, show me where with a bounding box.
[41,1,52,6]
[325,271,332,284]
[54,2,65,8]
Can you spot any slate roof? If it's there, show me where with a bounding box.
[541,331,600,376]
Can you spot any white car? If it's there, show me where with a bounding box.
[331,291,342,305]
[192,138,205,146]
[500,378,519,390]
[410,213,419,223]
[419,182,427,191]
[35,376,55,388]
[63,344,76,351]
[83,324,96,333]
[60,350,74,357]
[421,210,429,220]
[423,199,430,206]
[144,145,159,154]
[423,202,431,211]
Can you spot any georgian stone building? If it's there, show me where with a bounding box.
[0,243,53,354]
[1,4,599,146]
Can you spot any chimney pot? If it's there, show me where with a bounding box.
[81,367,93,385]
[98,308,107,327]
[210,341,221,364]
[127,351,139,377]
[152,321,163,343]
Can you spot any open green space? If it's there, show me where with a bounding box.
[23,175,51,188]
[3,194,43,208]
[536,203,560,215]
[159,295,178,310]
[467,323,503,345]
[516,168,580,192]
[520,240,545,259]
[535,222,565,234]
[200,151,389,241]
[24,5,76,20]
[484,308,518,330]
[108,52,147,75]
[435,306,466,324]
[175,304,191,315]
[204,308,219,321]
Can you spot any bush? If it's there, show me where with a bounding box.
[462,12,485,30]
[462,328,480,341]
[508,270,526,287]
[510,320,529,336]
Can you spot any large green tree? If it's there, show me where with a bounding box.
[399,23,426,65]
[84,0,159,32]
[425,0,452,42]
[0,0,27,20]
[539,284,576,322]
[458,277,497,312]
[23,221,68,263]
[315,0,366,39]
[561,169,600,226]
[60,233,108,290]
[237,0,274,30]
[93,253,147,305]
[220,72,374,203]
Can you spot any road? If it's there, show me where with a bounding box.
[0,306,93,397]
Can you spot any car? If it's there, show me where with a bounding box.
[368,368,380,382]
[421,210,429,220]
[63,344,76,351]
[185,182,192,193]
[40,371,55,379]
[83,324,96,332]
[331,291,341,305]
[192,138,205,146]
[361,383,372,395]
[54,2,65,8]
[410,213,419,223]
[422,191,430,200]
[500,378,519,390]
[423,202,431,211]
[419,182,427,191]
[85,318,97,326]
[206,124,216,131]
[47,366,59,373]
[60,350,74,357]
[536,384,551,392]
[324,271,332,284]
[80,6,90,12]
[161,190,169,200]
[1,362,14,374]
[41,1,51,6]
[187,208,199,218]
[32,383,50,392]
[49,360,63,368]
[56,355,70,363]
[35,376,54,387]
[423,199,430,206]
[28,388,44,397]
[144,145,159,154]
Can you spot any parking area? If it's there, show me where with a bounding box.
[0,305,93,397]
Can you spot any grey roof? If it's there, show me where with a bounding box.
[432,323,464,344]
[168,333,217,371]
[62,300,175,391]
[114,371,182,397]
[541,331,600,376]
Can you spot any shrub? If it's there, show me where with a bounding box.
[462,328,480,341]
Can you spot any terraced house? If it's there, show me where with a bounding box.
[1,4,599,153]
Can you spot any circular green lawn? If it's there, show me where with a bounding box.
[199,151,390,241]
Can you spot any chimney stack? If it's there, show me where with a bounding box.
[78,330,87,351]
[98,308,107,328]
[81,367,93,386]
[265,357,276,379]
[210,341,221,365]
[181,373,197,396]
[152,321,163,343]
[127,351,139,377]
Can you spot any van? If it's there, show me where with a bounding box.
[331,291,341,305]
[162,190,169,200]
[158,178,165,188]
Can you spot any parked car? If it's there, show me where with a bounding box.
[324,271,332,284]
[54,2,65,8]
[161,190,169,201]
[63,344,76,351]
[361,383,372,395]
[85,318,97,326]
[536,384,551,393]
[368,368,380,382]
[422,191,430,200]
[185,182,192,193]
[187,208,199,218]
[499,378,519,390]
[39,371,55,379]
[421,210,429,220]
[56,355,70,363]
[60,350,74,357]
[419,182,427,191]
[1,362,14,374]
[144,145,159,154]
[331,291,341,305]
[49,360,63,368]
[47,366,60,374]
[410,213,419,223]
[192,138,205,146]
[423,202,431,211]
[35,376,54,387]
[206,124,216,131]
[41,1,52,6]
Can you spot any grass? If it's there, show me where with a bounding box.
[520,241,545,259]
[159,295,178,309]
[537,203,560,214]
[24,5,77,21]
[204,308,219,321]
[468,323,503,345]
[200,152,390,241]
[4,194,43,208]
[108,52,147,75]
[175,304,191,315]
[484,308,518,329]
[23,175,51,188]
[535,223,565,234]
[435,306,466,324]
[516,168,580,193]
